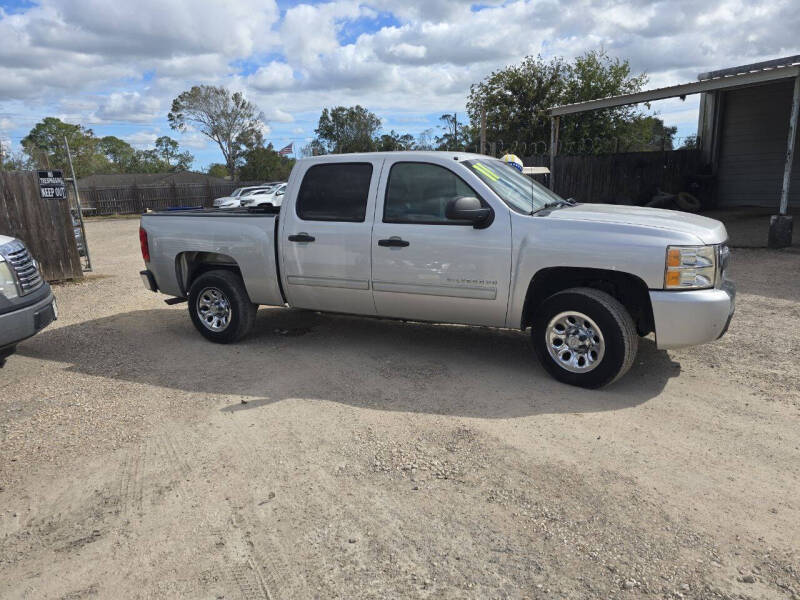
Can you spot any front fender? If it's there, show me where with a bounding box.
[506,213,700,328]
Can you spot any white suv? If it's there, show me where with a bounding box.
[213,185,274,208]
[240,183,287,208]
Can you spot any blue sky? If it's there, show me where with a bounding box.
[1,0,798,170]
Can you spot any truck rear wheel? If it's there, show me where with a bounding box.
[188,270,257,343]
[532,287,637,388]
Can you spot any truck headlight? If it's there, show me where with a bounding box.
[0,258,19,299]
[664,245,716,289]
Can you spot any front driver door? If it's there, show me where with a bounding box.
[371,159,511,327]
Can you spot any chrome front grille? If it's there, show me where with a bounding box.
[1,240,43,295]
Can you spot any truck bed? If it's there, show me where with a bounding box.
[140,208,285,306]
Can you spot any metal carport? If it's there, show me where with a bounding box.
[547,56,800,247]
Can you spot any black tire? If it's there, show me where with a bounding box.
[532,287,637,388]
[0,345,16,367]
[187,270,257,343]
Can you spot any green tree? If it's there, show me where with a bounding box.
[154,136,193,171]
[128,149,166,173]
[207,163,230,178]
[434,114,473,151]
[21,117,109,176]
[415,128,435,151]
[312,105,381,154]
[168,85,264,179]
[613,116,677,152]
[467,50,652,155]
[239,144,295,181]
[679,134,699,150]
[0,148,32,171]
[99,136,137,172]
[375,130,416,151]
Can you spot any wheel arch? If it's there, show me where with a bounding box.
[521,267,654,336]
[175,251,243,297]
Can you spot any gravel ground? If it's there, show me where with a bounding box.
[1,217,799,600]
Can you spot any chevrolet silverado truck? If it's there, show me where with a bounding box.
[139,152,734,388]
[0,236,57,367]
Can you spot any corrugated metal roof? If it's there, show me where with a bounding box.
[550,55,800,117]
[698,55,800,81]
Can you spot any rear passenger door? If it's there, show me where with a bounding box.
[280,158,381,316]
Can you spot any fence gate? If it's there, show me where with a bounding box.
[0,170,83,282]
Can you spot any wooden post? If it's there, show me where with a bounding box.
[769,74,799,248]
[779,75,800,215]
[549,116,559,190]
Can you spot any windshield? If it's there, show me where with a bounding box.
[463,158,567,214]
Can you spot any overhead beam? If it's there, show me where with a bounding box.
[550,66,800,116]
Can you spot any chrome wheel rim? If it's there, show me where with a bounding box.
[196,287,232,332]
[546,311,605,373]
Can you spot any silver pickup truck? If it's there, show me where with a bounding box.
[0,236,57,367]
[139,151,734,388]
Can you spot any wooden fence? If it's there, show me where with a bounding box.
[0,171,83,282]
[524,149,703,205]
[77,181,264,216]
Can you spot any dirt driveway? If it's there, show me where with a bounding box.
[1,218,799,600]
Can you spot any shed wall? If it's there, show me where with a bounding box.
[716,79,799,207]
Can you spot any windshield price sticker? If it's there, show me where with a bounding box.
[471,163,499,181]
[38,170,66,199]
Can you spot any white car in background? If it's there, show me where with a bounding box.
[240,183,287,208]
[213,185,273,209]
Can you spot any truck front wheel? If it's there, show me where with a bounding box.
[532,287,637,388]
[188,270,257,343]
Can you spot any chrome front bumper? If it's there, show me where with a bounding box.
[649,281,735,350]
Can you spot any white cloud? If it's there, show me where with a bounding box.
[388,43,427,60]
[248,62,295,92]
[280,1,363,65]
[124,129,159,149]
[0,0,798,164]
[263,108,294,123]
[95,92,160,123]
[178,132,211,150]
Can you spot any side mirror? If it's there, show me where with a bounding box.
[445,196,493,228]
[276,189,285,196]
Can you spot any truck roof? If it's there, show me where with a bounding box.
[297,150,487,164]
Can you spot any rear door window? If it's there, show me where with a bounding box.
[296,163,373,222]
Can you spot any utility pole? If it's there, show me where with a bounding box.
[64,136,92,271]
[480,107,487,155]
[549,116,560,191]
